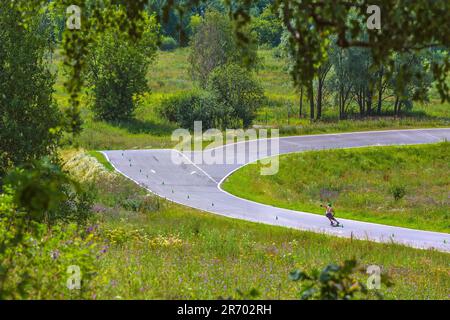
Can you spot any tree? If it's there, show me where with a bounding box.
[280,31,331,120]
[390,52,434,116]
[269,0,449,102]
[251,5,283,47]
[347,47,376,117]
[315,61,332,120]
[329,43,354,119]
[207,64,264,128]
[0,3,61,178]
[188,10,259,87]
[147,0,204,46]
[86,12,159,122]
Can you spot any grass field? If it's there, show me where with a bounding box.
[60,150,450,300]
[222,142,450,232]
[53,48,450,151]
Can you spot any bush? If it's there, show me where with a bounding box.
[49,184,96,225]
[158,91,224,130]
[0,165,100,299]
[160,36,178,51]
[207,64,265,128]
[289,259,392,300]
[159,65,265,130]
[390,184,407,201]
[119,195,161,213]
[4,158,94,225]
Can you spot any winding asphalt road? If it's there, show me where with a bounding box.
[103,128,450,252]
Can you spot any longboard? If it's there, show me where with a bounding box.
[332,223,344,228]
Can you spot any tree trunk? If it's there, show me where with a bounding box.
[377,68,383,115]
[366,89,372,116]
[358,89,365,117]
[308,83,315,120]
[394,96,399,116]
[316,81,323,120]
[299,87,303,118]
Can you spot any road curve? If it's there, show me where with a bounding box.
[103,128,450,252]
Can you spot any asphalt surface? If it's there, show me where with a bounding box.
[103,128,450,252]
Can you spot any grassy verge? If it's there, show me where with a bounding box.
[59,149,450,299]
[87,151,114,172]
[222,143,450,233]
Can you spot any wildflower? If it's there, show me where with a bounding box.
[50,249,60,260]
[100,245,109,254]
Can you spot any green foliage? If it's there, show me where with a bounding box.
[4,158,94,225]
[158,91,222,130]
[119,195,161,213]
[0,211,99,298]
[85,11,159,122]
[15,0,448,128]
[159,64,264,129]
[5,159,75,220]
[0,3,61,177]
[57,47,447,151]
[389,51,435,114]
[188,14,202,34]
[207,64,265,128]
[188,10,259,87]
[389,184,406,201]
[271,1,449,101]
[289,259,392,300]
[0,169,98,299]
[251,5,283,47]
[160,36,178,51]
[281,30,440,119]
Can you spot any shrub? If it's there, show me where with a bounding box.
[0,166,99,299]
[4,158,94,225]
[160,36,178,51]
[49,184,96,225]
[158,91,224,130]
[289,259,392,300]
[390,184,407,201]
[159,65,265,130]
[207,64,265,128]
